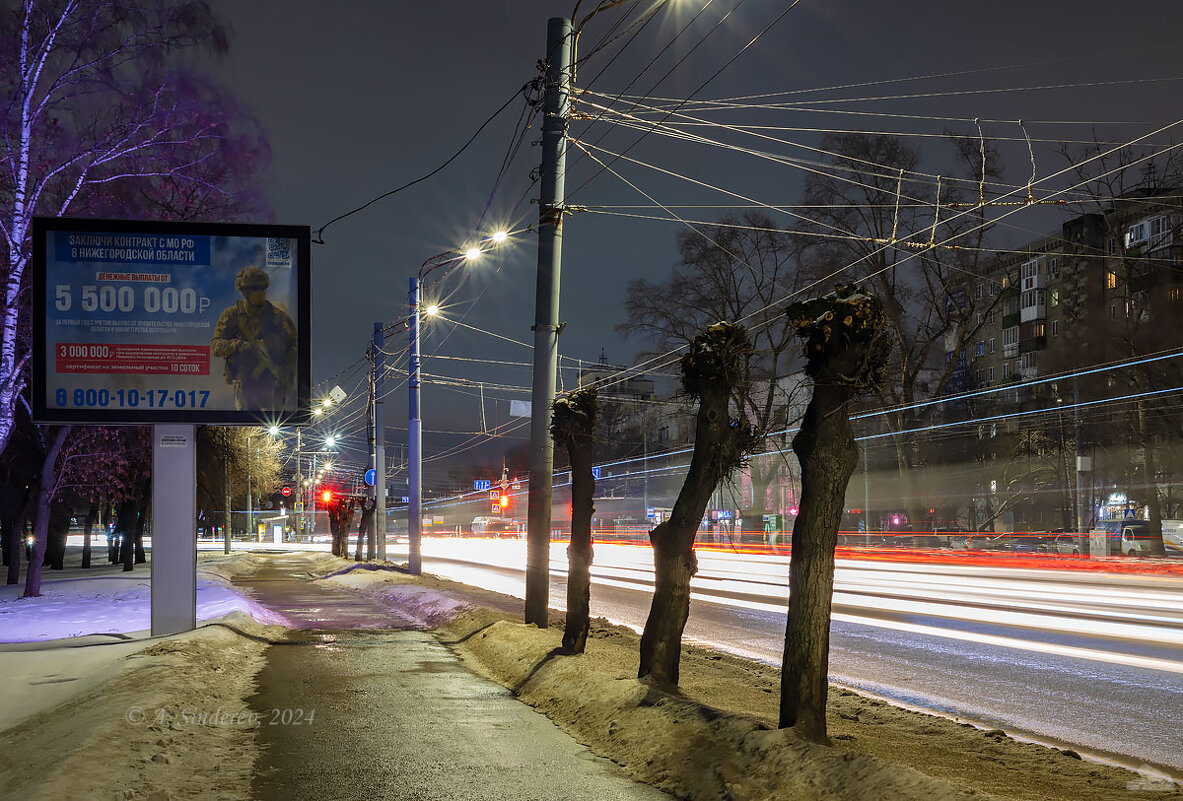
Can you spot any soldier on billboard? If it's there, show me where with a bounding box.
[211,265,297,411]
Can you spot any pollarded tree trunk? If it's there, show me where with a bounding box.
[551,389,599,654]
[780,285,889,743]
[639,323,756,690]
[780,383,857,741]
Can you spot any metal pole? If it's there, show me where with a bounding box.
[295,427,302,541]
[246,436,253,541]
[408,276,423,574]
[525,16,573,627]
[310,453,317,535]
[222,437,231,554]
[863,441,871,545]
[374,322,387,560]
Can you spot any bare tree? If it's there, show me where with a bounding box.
[801,132,1000,532]
[619,213,810,532]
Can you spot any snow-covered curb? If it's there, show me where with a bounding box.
[451,618,993,801]
[321,563,474,628]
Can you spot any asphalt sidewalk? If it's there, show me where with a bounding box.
[237,554,669,801]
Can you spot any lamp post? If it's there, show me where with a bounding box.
[407,238,507,574]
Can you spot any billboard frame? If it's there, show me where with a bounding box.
[32,216,312,426]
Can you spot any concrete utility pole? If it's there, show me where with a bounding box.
[525,16,573,627]
[408,276,423,575]
[374,322,387,560]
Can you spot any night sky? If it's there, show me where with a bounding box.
[206,0,1183,481]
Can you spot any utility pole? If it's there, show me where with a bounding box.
[374,322,387,560]
[525,16,573,627]
[408,276,423,575]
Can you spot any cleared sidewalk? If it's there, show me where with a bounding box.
[238,554,669,801]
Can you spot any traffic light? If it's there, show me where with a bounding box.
[321,489,334,505]
[499,495,509,511]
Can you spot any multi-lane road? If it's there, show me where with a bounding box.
[398,537,1183,777]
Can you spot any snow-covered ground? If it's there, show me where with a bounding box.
[1,551,1178,800]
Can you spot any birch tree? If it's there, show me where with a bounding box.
[0,0,268,458]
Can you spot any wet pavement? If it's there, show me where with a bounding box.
[237,553,669,801]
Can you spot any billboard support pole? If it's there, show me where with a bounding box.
[151,424,196,635]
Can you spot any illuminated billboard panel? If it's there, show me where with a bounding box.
[32,218,311,425]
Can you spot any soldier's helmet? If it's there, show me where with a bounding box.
[235,265,270,292]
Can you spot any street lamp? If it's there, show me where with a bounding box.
[408,233,510,574]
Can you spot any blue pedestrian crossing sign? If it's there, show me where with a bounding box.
[591,466,601,480]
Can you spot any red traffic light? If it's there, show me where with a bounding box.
[321,489,333,504]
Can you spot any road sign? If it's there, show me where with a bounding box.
[646,507,656,519]
[491,503,500,514]
[591,466,601,480]
[281,486,291,497]
[490,489,500,499]
[364,468,376,486]
[475,480,491,491]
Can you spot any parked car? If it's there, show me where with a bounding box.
[1050,534,1084,555]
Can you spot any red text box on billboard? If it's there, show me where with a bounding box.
[32,218,312,425]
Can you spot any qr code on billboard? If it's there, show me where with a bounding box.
[266,237,294,269]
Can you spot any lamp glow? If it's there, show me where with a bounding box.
[491,230,508,243]
[425,304,439,317]
[464,247,481,260]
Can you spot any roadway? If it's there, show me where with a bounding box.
[400,537,1183,778]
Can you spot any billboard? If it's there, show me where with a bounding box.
[32,218,311,425]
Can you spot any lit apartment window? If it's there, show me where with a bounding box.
[1106,271,1118,289]
[1050,289,1059,307]
[1169,287,1181,302]
[1033,323,1045,337]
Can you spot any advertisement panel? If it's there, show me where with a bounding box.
[32,217,311,425]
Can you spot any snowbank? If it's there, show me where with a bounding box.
[0,612,284,800]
